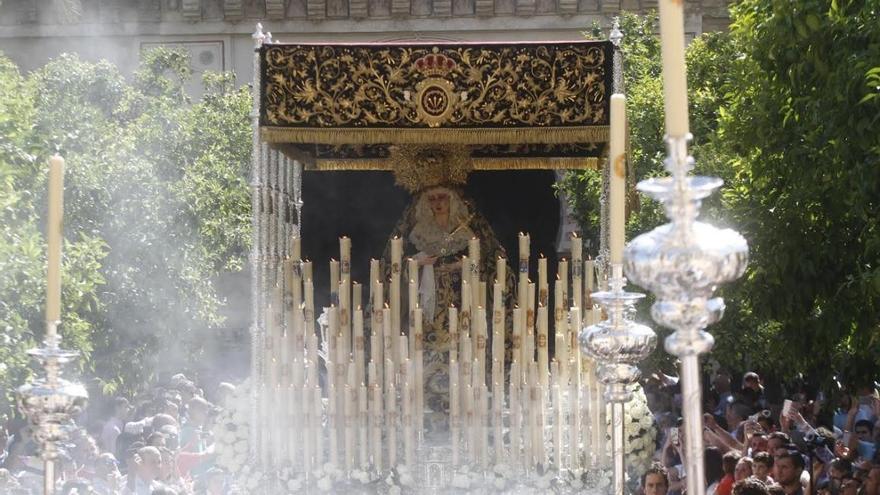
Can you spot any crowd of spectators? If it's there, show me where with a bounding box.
[0,374,235,495]
[641,370,880,495]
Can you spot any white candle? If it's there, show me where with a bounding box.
[371,383,383,471]
[330,259,340,305]
[553,380,562,469]
[659,0,690,137]
[386,381,397,467]
[468,238,481,310]
[492,375,503,464]
[414,308,424,436]
[403,378,414,467]
[475,306,487,388]
[537,304,549,392]
[510,360,521,466]
[526,283,536,365]
[344,384,354,471]
[446,306,459,365]
[496,257,506,290]
[353,282,362,314]
[373,280,384,384]
[302,260,313,283]
[383,306,393,388]
[571,234,582,309]
[555,280,568,386]
[313,385,324,467]
[513,307,524,377]
[538,255,548,307]
[390,237,403,346]
[609,94,627,265]
[491,282,504,396]
[466,384,476,463]
[46,155,65,330]
[517,233,530,311]
[450,360,460,466]
[479,385,489,469]
[354,307,365,385]
[558,260,568,313]
[302,384,312,473]
[358,383,369,469]
[328,383,338,467]
[369,258,380,300]
[585,258,595,308]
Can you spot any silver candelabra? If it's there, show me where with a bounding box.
[624,134,748,495]
[17,327,89,495]
[579,263,656,495]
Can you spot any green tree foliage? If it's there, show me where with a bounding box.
[561,8,880,383]
[723,0,880,386]
[0,48,252,417]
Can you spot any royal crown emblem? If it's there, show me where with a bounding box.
[413,50,459,127]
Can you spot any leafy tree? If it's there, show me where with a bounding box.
[562,7,880,385]
[722,0,880,386]
[0,48,252,417]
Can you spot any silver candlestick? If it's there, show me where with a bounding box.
[579,264,656,495]
[624,134,748,495]
[17,328,89,495]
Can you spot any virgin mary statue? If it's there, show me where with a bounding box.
[382,146,515,423]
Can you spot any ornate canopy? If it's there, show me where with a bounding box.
[258,40,614,170]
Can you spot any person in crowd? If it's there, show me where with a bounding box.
[767,432,792,455]
[733,478,770,495]
[753,451,775,484]
[829,458,853,481]
[101,398,132,454]
[706,447,725,494]
[123,446,165,495]
[712,372,735,421]
[774,451,806,495]
[741,372,767,410]
[735,456,753,482]
[92,452,121,495]
[642,463,670,495]
[717,451,741,495]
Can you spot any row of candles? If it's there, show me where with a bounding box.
[257,231,611,474]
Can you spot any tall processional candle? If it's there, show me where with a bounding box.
[537,304,549,392]
[371,383,383,471]
[354,308,365,386]
[571,234,583,309]
[510,359,521,465]
[330,259,340,305]
[518,233,530,314]
[526,283,536,364]
[290,239,302,317]
[466,383,476,462]
[609,93,627,265]
[46,155,65,332]
[339,277,351,358]
[553,380,563,469]
[475,306,487,387]
[353,282,362,315]
[554,279,568,385]
[468,237,481,310]
[390,236,403,342]
[340,236,352,342]
[491,281,504,392]
[585,258,595,307]
[407,258,418,350]
[382,306,393,388]
[658,0,689,137]
[492,372,503,463]
[302,260,313,284]
[313,385,324,466]
[479,384,489,468]
[569,321,582,469]
[302,382,312,472]
[373,280,384,384]
[558,259,569,312]
[448,305,459,363]
[460,280,472,357]
[450,360,460,466]
[512,306,524,379]
[496,257,506,291]
[403,375,414,466]
[369,258,380,301]
[413,308,424,432]
[386,381,398,467]
[344,384,354,471]
[461,331,473,410]
[358,382,369,469]
[537,255,548,306]
[328,382,338,466]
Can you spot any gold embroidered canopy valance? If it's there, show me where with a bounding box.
[259,40,614,170]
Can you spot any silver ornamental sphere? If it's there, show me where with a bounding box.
[17,378,88,460]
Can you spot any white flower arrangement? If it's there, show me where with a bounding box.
[606,384,658,484]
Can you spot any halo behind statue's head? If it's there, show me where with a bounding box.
[390,145,472,193]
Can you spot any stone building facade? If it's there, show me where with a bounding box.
[0,0,730,87]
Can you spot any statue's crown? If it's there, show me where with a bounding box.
[414,53,456,78]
